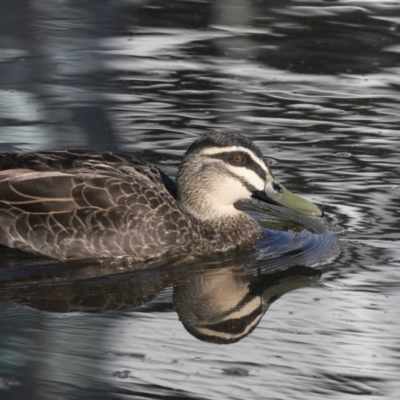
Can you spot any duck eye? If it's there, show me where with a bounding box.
[231,153,246,165]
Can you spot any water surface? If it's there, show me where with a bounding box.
[0,0,399,399]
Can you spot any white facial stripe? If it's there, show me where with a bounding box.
[220,297,261,321]
[225,164,265,191]
[199,146,268,172]
[196,313,264,340]
[203,175,250,212]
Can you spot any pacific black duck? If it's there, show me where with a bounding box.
[0,132,322,260]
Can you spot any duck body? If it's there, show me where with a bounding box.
[0,150,187,259]
[0,133,321,260]
[0,148,261,260]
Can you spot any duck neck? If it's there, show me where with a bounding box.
[176,158,241,222]
[199,212,263,250]
[176,159,263,248]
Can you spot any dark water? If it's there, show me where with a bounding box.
[0,0,399,399]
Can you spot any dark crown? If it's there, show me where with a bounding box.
[185,132,264,160]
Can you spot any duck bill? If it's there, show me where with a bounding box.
[261,267,321,311]
[252,178,323,217]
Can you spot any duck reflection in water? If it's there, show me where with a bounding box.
[1,251,320,344]
[174,263,320,344]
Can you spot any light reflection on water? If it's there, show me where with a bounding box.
[0,0,400,399]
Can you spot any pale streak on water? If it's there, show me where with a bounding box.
[0,0,400,399]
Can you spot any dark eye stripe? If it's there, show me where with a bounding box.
[208,152,267,182]
[202,305,264,335]
[217,287,263,319]
[181,292,265,343]
[223,170,255,192]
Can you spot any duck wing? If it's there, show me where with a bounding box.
[0,151,182,259]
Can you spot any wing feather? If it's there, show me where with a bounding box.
[0,151,175,214]
[0,151,180,259]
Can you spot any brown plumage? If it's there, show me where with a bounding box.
[0,132,321,260]
[0,151,188,259]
